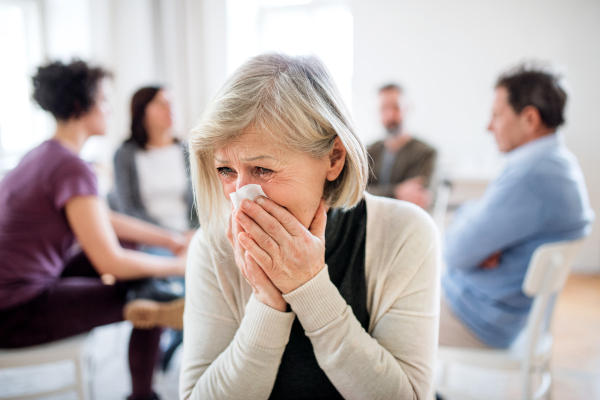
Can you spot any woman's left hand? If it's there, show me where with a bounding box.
[235,197,327,294]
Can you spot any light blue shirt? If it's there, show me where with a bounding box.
[443,133,594,348]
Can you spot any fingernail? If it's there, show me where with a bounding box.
[241,200,250,210]
[255,196,265,205]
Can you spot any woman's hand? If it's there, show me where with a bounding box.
[227,206,287,312]
[167,232,190,255]
[235,197,327,294]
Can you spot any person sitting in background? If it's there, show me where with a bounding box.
[366,83,437,209]
[440,64,594,349]
[112,86,197,236]
[111,86,198,371]
[180,53,439,400]
[0,60,188,400]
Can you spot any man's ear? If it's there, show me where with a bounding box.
[326,136,347,182]
[521,105,542,133]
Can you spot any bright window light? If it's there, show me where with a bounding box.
[228,0,353,107]
[259,0,311,6]
[0,0,47,169]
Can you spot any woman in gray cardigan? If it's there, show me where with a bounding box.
[112,86,197,232]
[113,86,197,371]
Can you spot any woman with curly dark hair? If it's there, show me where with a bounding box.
[0,60,186,400]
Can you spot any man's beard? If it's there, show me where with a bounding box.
[386,122,402,136]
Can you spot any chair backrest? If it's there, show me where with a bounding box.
[519,239,584,399]
[522,239,584,297]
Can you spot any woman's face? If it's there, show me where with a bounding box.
[144,90,173,134]
[81,79,111,137]
[214,131,345,229]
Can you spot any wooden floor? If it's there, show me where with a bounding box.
[551,274,600,399]
[1,275,598,400]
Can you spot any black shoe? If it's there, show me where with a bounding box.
[127,392,161,400]
[125,278,184,303]
[123,278,185,330]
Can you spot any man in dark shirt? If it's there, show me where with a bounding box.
[367,84,437,208]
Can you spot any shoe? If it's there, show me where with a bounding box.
[123,278,185,330]
[127,392,161,400]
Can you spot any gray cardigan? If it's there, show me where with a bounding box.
[111,141,198,229]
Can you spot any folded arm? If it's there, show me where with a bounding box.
[445,182,544,271]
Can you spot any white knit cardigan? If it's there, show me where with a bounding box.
[180,193,440,400]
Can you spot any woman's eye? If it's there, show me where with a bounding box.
[217,167,234,177]
[255,167,274,177]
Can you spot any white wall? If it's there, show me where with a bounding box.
[352,0,600,272]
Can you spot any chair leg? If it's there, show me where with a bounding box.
[85,351,95,400]
[74,357,88,400]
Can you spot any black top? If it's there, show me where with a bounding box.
[269,200,368,400]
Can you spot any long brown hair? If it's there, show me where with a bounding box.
[126,86,162,148]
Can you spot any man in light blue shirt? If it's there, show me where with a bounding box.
[440,65,594,349]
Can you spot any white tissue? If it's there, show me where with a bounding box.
[230,184,268,211]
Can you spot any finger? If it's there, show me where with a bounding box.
[232,215,247,247]
[245,254,282,297]
[309,198,327,242]
[236,210,280,255]
[226,214,234,247]
[238,231,274,274]
[251,196,305,237]
[240,198,295,243]
[242,252,256,283]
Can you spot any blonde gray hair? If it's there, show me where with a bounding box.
[188,53,368,255]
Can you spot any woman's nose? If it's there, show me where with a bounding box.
[235,173,255,191]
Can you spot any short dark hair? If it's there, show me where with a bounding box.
[496,64,567,129]
[32,60,111,121]
[379,83,403,93]
[126,86,163,149]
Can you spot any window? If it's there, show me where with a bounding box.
[0,0,47,173]
[228,0,353,107]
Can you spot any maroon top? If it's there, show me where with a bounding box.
[0,140,98,310]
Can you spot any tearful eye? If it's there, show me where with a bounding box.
[217,167,234,177]
[255,167,274,177]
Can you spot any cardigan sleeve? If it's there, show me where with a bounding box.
[282,203,440,400]
[112,144,161,225]
[179,231,295,400]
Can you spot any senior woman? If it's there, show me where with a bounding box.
[180,53,440,400]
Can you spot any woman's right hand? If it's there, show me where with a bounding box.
[227,207,288,312]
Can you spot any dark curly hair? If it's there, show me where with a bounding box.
[32,60,111,121]
[126,86,163,149]
[496,64,567,129]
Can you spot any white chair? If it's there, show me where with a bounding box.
[436,239,585,400]
[0,333,92,400]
